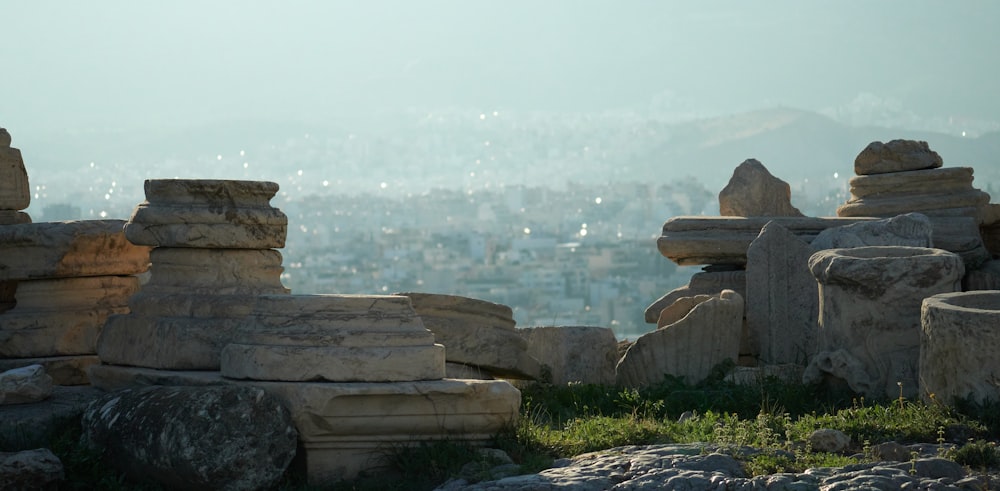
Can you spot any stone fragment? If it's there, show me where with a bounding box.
[719,158,803,217]
[98,248,288,369]
[0,276,138,357]
[656,294,713,328]
[0,448,63,490]
[519,326,618,385]
[617,290,743,387]
[221,294,445,382]
[837,167,991,224]
[0,364,53,405]
[644,270,746,323]
[0,220,151,280]
[811,212,932,250]
[920,291,1000,405]
[854,139,942,175]
[0,356,99,386]
[808,428,851,453]
[124,179,288,249]
[746,222,818,365]
[0,128,30,212]
[806,247,963,398]
[658,215,986,267]
[81,385,297,491]
[401,292,541,379]
[871,441,912,461]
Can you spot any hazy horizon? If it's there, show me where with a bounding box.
[4,1,999,132]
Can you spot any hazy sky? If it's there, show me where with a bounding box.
[3,1,998,130]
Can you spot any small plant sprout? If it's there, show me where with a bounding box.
[897,382,905,410]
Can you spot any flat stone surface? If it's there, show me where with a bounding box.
[401,292,541,379]
[85,366,521,485]
[746,222,817,365]
[0,220,151,280]
[222,344,446,382]
[617,290,743,387]
[920,291,1000,405]
[854,139,943,175]
[125,179,287,249]
[718,158,803,217]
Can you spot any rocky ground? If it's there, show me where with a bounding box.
[435,443,1000,491]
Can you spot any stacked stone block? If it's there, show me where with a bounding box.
[0,128,31,315]
[0,220,150,384]
[97,179,289,369]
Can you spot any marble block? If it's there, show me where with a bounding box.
[125,179,288,249]
[0,220,151,280]
[0,276,138,357]
[221,294,445,382]
[400,292,541,379]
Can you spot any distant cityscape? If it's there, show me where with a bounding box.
[19,104,999,338]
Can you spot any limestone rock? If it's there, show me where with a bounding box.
[656,294,714,328]
[920,291,1000,405]
[401,292,541,379]
[719,158,803,217]
[807,247,963,398]
[617,290,743,387]
[854,140,942,175]
[0,365,53,405]
[0,220,151,281]
[0,276,138,357]
[808,428,851,453]
[0,128,30,212]
[221,294,445,382]
[81,385,297,491]
[519,326,618,385]
[645,270,746,323]
[746,221,817,365]
[0,448,63,490]
[125,179,288,249]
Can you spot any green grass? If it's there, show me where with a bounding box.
[16,372,1000,490]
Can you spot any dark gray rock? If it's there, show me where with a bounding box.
[0,448,63,490]
[81,385,297,491]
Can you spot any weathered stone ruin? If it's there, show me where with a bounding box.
[82,178,521,485]
[645,140,1000,402]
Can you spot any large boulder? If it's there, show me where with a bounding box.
[81,385,297,491]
